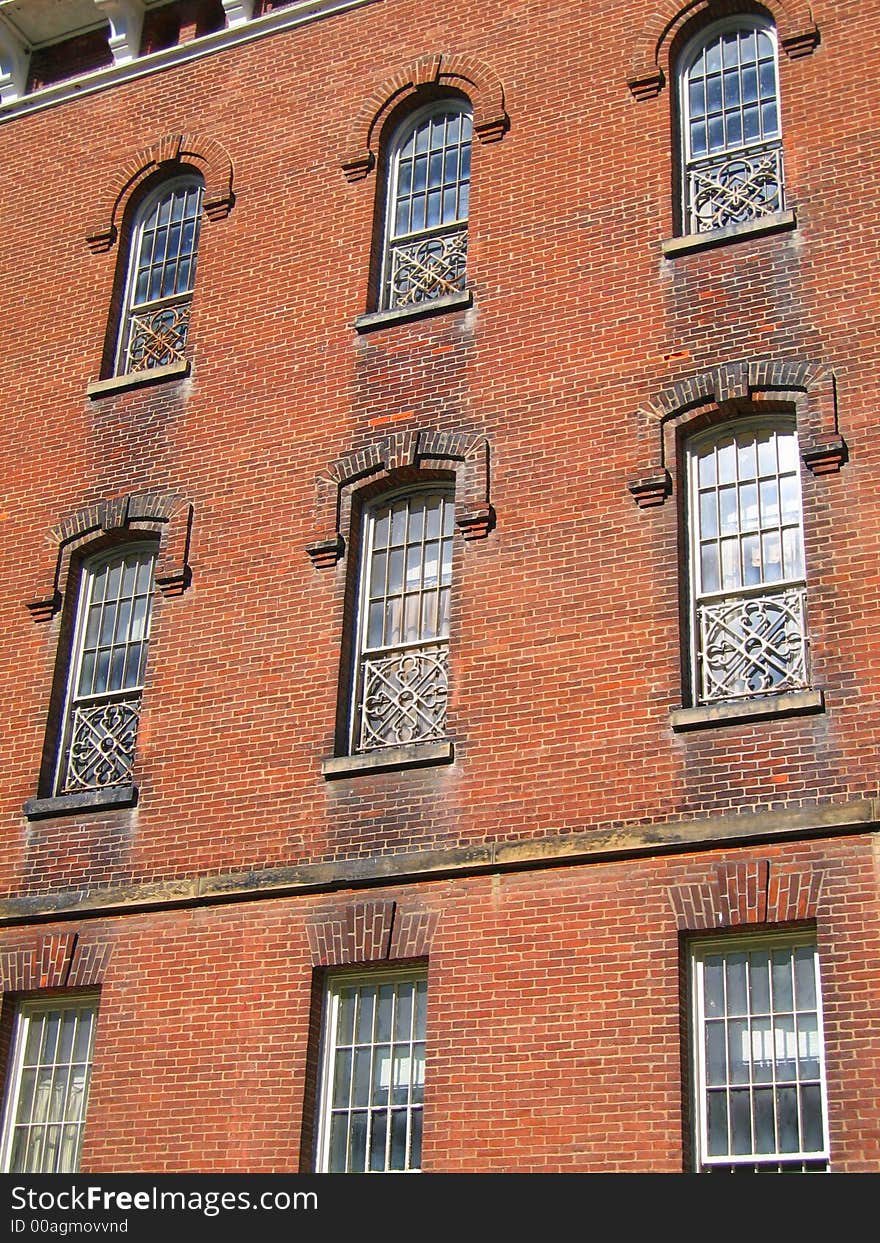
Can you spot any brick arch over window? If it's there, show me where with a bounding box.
[341,52,509,183]
[85,132,235,253]
[306,900,439,967]
[626,358,846,508]
[0,933,112,991]
[668,859,824,930]
[306,429,494,568]
[626,0,819,100]
[25,490,194,621]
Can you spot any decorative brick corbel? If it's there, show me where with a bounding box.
[627,469,672,509]
[342,152,375,184]
[626,68,665,100]
[456,505,495,539]
[780,27,820,59]
[306,534,346,569]
[25,589,62,623]
[801,434,848,476]
[86,224,118,255]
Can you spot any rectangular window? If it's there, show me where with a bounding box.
[0,997,98,1173]
[690,935,830,1172]
[316,969,427,1173]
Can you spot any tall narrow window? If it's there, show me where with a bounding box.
[691,935,830,1172]
[380,102,472,311]
[0,997,98,1173]
[352,489,454,752]
[316,970,428,1173]
[55,545,156,795]
[679,18,783,234]
[116,175,204,375]
[687,420,808,705]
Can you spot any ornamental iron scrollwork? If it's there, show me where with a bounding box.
[697,584,808,703]
[358,643,449,750]
[60,695,141,792]
[386,227,467,309]
[687,143,784,233]
[125,299,191,372]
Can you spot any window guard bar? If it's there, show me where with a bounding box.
[59,690,142,793]
[123,292,192,373]
[697,581,808,703]
[385,223,468,311]
[687,140,784,234]
[357,640,449,751]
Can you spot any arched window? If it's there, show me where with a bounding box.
[379,102,472,311]
[679,18,783,235]
[54,544,156,795]
[686,420,808,704]
[116,174,204,375]
[351,488,455,751]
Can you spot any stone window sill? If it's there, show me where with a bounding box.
[354,290,472,333]
[661,209,797,258]
[322,740,454,778]
[670,688,824,732]
[87,359,190,400]
[23,785,138,819]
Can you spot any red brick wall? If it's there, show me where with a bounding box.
[0,0,878,1171]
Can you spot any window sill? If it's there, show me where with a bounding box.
[661,209,797,258]
[670,688,824,732]
[322,740,454,778]
[353,290,473,334]
[23,785,138,819]
[87,359,190,399]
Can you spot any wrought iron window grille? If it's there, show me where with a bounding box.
[687,141,784,234]
[696,581,808,704]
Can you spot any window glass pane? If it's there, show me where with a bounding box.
[706,1090,728,1156]
[754,1087,775,1152]
[730,1090,752,1155]
[389,1109,408,1170]
[328,1116,347,1172]
[348,1113,367,1172]
[368,1111,387,1172]
[776,1087,799,1152]
[332,1049,352,1108]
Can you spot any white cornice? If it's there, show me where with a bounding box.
[0,0,377,123]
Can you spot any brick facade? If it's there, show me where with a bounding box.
[0,0,878,1173]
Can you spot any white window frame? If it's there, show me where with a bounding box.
[690,932,831,1172]
[379,99,472,312]
[678,16,784,235]
[0,995,99,1174]
[54,543,157,795]
[315,967,428,1174]
[350,486,455,753]
[686,418,809,706]
[116,174,204,375]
